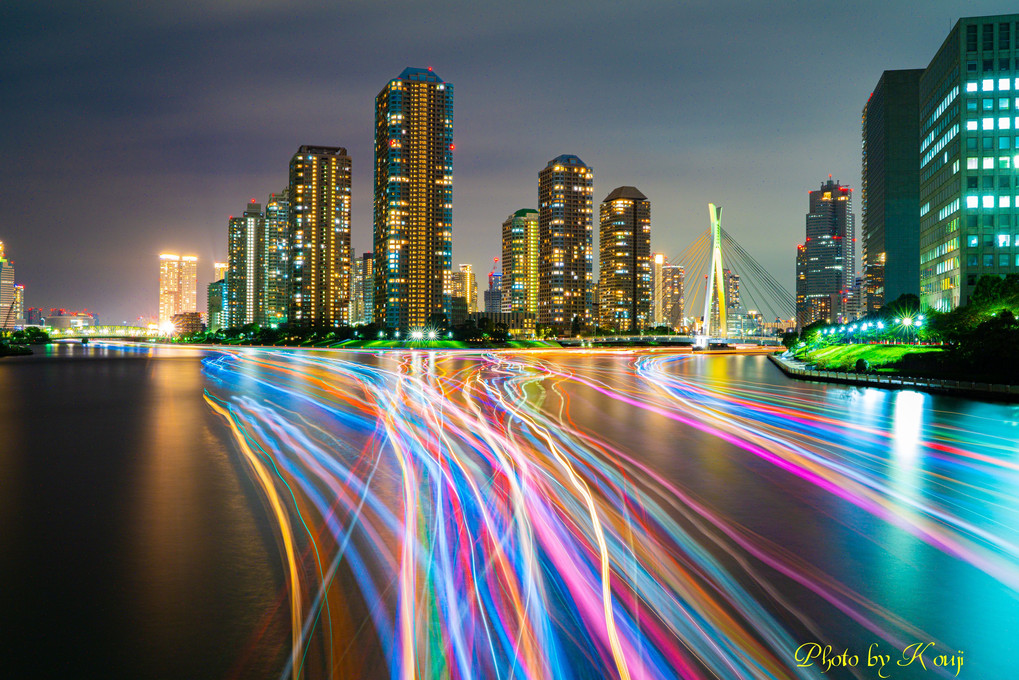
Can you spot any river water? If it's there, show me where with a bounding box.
[1,343,1017,679]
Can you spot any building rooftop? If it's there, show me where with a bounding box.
[603,186,647,202]
[546,154,588,168]
[398,67,444,83]
[296,145,348,156]
[511,208,538,217]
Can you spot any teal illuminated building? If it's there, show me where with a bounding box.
[920,14,1019,310]
[373,67,454,329]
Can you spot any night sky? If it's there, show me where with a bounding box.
[2,1,1015,324]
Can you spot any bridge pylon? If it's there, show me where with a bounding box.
[701,203,726,337]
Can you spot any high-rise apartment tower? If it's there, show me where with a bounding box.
[501,209,539,315]
[598,186,651,332]
[538,155,594,328]
[373,67,454,329]
[288,145,352,327]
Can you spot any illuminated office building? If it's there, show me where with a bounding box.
[485,271,502,314]
[920,14,1019,310]
[0,241,14,329]
[360,252,374,325]
[795,178,855,327]
[538,155,594,328]
[214,261,228,282]
[373,67,454,329]
[598,186,651,332]
[652,253,666,326]
[158,253,197,324]
[452,263,478,314]
[862,69,922,313]
[207,280,226,332]
[263,189,290,326]
[661,263,685,329]
[289,145,352,327]
[501,209,539,315]
[13,284,24,326]
[227,201,264,327]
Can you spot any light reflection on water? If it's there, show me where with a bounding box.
[201,347,1019,679]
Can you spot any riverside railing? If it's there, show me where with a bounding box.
[769,354,1019,400]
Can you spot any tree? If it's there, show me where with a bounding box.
[571,315,582,336]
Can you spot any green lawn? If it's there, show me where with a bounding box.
[796,344,943,371]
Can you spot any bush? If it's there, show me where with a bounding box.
[855,358,869,373]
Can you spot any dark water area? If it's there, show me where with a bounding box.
[0,343,287,679]
[2,343,1018,679]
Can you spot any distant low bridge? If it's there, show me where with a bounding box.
[45,325,158,340]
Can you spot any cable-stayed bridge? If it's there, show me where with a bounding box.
[670,204,795,338]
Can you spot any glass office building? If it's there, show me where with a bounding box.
[921,14,1019,311]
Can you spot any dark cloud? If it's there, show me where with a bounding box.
[1,0,1013,322]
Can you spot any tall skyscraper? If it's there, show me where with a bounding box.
[452,264,478,314]
[661,264,685,329]
[501,209,539,315]
[289,145,352,327]
[263,189,290,326]
[373,67,454,329]
[227,201,264,327]
[652,252,665,326]
[214,261,228,282]
[158,253,197,324]
[538,155,594,329]
[795,178,855,327]
[0,241,15,330]
[599,186,651,332]
[862,69,923,314]
[919,14,1019,311]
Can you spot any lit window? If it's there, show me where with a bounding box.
[967,120,978,130]
[985,157,995,169]
[967,82,978,92]
[983,79,995,91]
[983,117,995,129]
[1002,118,1012,129]
[967,196,979,208]
[983,195,995,208]
[968,234,979,247]
[1001,78,1012,91]
[1002,197,1013,208]
[968,157,979,169]
[999,234,1012,247]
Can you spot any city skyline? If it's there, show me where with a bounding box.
[3,1,1017,323]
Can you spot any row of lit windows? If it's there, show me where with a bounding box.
[964,116,1019,130]
[965,77,1019,93]
[965,194,1019,208]
[967,233,1019,247]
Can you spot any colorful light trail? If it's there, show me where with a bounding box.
[202,348,1019,679]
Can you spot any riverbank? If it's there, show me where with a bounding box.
[0,344,32,357]
[770,353,1019,401]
